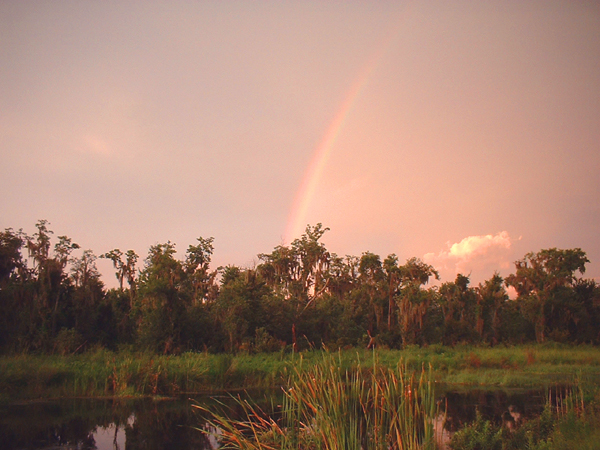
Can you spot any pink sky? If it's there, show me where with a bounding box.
[1,1,599,287]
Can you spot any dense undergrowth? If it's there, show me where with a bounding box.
[1,344,600,401]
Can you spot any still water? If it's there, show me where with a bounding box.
[0,388,549,450]
[0,397,215,450]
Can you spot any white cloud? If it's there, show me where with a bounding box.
[447,231,511,261]
[424,231,515,282]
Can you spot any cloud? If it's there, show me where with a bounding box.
[424,231,515,282]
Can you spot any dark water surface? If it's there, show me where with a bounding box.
[0,396,217,450]
[0,388,553,450]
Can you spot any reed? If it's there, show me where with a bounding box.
[2,344,600,400]
[197,352,438,450]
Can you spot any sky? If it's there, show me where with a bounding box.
[2,1,599,288]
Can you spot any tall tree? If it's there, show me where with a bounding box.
[0,228,28,350]
[506,248,589,343]
[258,224,331,351]
[383,254,402,331]
[136,242,184,352]
[358,251,385,332]
[476,273,508,344]
[214,267,272,352]
[184,237,217,304]
[69,250,106,347]
[397,258,439,345]
[0,228,27,287]
[439,274,478,344]
[26,222,80,341]
[101,249,138,308]
[26,220,52,276]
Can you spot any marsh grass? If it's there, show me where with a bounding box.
[197,352,438,450]
[1,345,599,400]
[0,349,293,399]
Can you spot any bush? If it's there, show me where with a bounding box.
[253,327,285,353]
[450,411,503,450]
[54,328,84,355]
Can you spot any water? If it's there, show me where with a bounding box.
[433,386,549,449]
[0,397,214,450]
[0,388,552,450]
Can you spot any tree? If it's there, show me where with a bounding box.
[102,249,126,291]
[476,273,508,344]
[136,242,183,352]
[184,237,217,304]
[358,251,385,333]
[26,220,52,275]
[439,274,479,344]
[291,223,331,302]
[324,254,367,347]
[383,254,402,331]
[25,222,80,342]
[0,228,28,350]
[258,224,330,305]
[258,224,331,351]
[71,250,100,290]
[397,258,439,346]
[68,250,106,347]
[136,238,217,353]
[326,254,358,300]
[101,249,138,307]
[570,279,600,343]
[0,228,27,287]
[506,248,589,343]
[214,267,271,352]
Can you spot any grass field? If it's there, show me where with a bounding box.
[1,344,599,401]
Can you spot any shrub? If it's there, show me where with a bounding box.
[54,329,84,356]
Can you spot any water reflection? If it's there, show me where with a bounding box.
[0,397,214,450]
[432,387,548,450]
[92,414,139,450]
[440,387,546,432]
[0,388,553,450]
[92,419,130,450]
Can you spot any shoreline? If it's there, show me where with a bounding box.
[1,344,599,401]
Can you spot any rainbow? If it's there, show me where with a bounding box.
[284,33,397,243]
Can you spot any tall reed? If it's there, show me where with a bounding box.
[197,352,438,450]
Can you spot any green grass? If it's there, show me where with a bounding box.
[1,344,600,400]
[0,348,295,400]
[197,352,438,450]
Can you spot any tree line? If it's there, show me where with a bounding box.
[1,221,598,354]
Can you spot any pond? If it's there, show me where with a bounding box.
[0,397,214,450]
[0,387,556,450]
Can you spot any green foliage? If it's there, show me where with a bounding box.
[2,346,600,401]
[1,221,599,355]
[506,248,594,344]
[450,411,504,450]
[198,352,437,450]
[253,327,285,353]
[54,328,84,355]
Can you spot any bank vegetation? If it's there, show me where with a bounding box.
[1,222,599,356]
